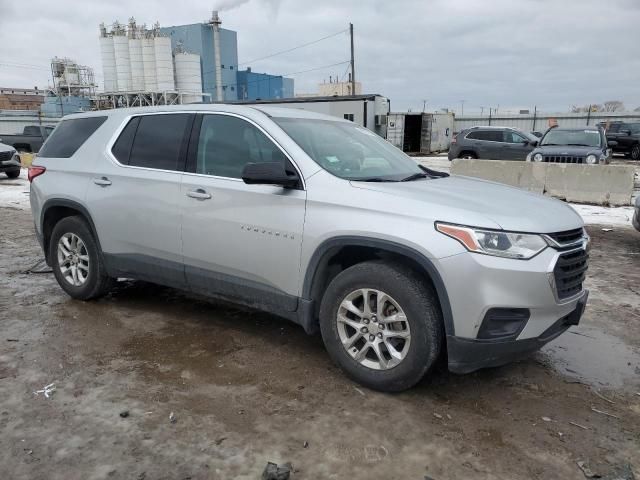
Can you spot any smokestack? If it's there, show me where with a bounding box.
[209,10,223,102]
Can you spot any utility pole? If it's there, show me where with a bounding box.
[460,100,465,116]
[422,99,427,112]
[349,23,355,96]
[480,106,484,117]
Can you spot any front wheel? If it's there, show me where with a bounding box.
[5,169,20,179]
[319,261,443,392]
[50,216,114,300]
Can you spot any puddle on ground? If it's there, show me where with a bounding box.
[539,327,640,389]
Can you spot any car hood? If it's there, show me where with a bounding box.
[0,142,15,153]
[351,175,583,233]
[533,145,602,156]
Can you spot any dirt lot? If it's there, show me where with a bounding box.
[1,198,639,479]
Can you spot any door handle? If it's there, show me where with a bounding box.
[93,176,112,187]
[187,188,212,200]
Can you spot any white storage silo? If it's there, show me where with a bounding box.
[113,34,132,91]
[99,35,117,91]
[154,36,174,91]
[129,38,144,91]
[142,37,157,91]
[175,52,203,104]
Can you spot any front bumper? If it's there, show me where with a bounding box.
[0,157,21,171]
[448,290,588,373]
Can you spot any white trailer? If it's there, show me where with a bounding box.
[387,112,455,154]
[232,94,390,137]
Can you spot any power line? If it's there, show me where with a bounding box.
[238,28,348,67]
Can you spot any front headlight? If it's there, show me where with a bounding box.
[586,154,597,164]
[533,153,543,162]
[436,223,548,259]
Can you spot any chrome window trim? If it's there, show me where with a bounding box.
[104,110,306,190]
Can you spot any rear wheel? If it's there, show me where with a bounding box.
[5,170,20,179]
[459,151,477,159]
[631,144,640,161]
[319,261,443,392]
[50,216,114,300]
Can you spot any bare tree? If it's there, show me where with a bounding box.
[602,100,625,112]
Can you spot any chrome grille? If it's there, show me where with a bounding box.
[0,151,13,161]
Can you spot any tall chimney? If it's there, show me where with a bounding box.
[209,10,223,102]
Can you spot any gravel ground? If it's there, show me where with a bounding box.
[1,177,639,479]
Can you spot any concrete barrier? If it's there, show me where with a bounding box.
[451,159,635,206]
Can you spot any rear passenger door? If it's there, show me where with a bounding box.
[180,113,306,311]
[86,113,194,287]
[465,130,503,159]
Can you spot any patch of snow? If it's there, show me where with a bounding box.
[569,204,634,228]
[0,171,30,210]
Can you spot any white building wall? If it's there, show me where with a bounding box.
[99,36,117,91]
[141,38,157,91]
[174,52,203,103]
[154,36,175,91]
[128,38,144,91]
[113,35,132,91]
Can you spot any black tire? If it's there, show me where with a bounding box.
[319,261,443,392]
[49,216,114,300]
[631,144,640,161]
[458,151,477,159]
[5,169,20,179]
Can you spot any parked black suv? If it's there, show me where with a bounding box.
[527,125,613,164]
[599,122,640,160]
[448,126,538,161]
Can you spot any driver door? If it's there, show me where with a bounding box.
[501,130,532,160]
[180,113,307,311]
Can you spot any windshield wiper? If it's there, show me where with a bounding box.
[353,177,398,182]
[565,143,593,147]
[401,172,429,182]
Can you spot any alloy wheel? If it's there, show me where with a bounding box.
[336,288,411,370]
[57,232,90,287]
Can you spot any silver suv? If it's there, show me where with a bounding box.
[29,105,589,392]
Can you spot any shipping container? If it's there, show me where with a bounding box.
[387,112,455,154]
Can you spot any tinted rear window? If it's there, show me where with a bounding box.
[466,130,502,142]
[38,117,107,158]
[129,114,191,171]
[111,117,140,164]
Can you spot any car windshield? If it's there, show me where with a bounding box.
[274,117,428,181]
[540,129,601,147]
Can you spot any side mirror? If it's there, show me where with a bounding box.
[607,140,618,147]
[528,140,538,147]
[620,129,631,136]
[242,162,299,188]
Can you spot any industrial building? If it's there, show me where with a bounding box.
[98,18,208,107]
[236,68,294,101]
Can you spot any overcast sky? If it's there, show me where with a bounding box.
[1,0,639,113]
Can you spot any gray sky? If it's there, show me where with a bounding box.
[1,0,639,113]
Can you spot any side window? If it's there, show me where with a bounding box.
[504,131,526,143]
[38,116,107,158]
[111,117,140,164]
[195,114,289,179]
[129,114,191,171]
[467,130,502,142]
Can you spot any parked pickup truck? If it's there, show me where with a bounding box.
[0,125,54,153]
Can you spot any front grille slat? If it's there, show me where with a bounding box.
[553,247,589,300]
[0,151,13,161]
[543,155,585,164]
[547,228,584,245]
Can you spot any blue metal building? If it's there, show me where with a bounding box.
[160,23,239,102]
[236,68,294,101]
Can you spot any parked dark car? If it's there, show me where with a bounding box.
[527,125,614,164]
[599,122,640,160]
[0,125,54,153]
[448,126,538,161]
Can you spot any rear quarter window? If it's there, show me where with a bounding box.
[38,116,107,158]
